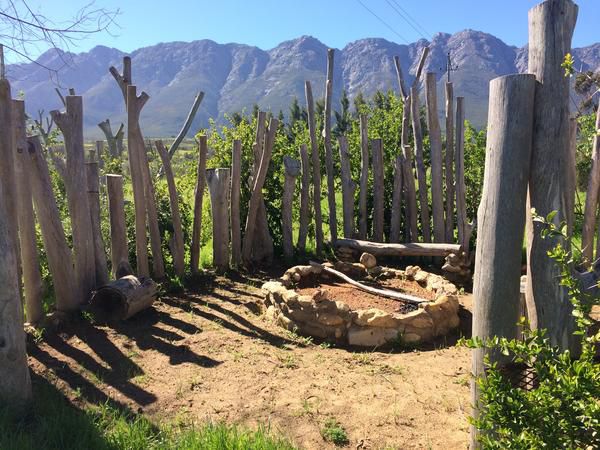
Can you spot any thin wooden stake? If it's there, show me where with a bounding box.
[323,48,338,242]
[230,139,242,267]
[297,143,311,251]
[282,156,301,259]
[191,136,207,273]
[359,114,369,239]
[426,73,445,244]
[305,81,324,254]
[338,136,356,238]
[371,138,384,242]
[106,174,128,279]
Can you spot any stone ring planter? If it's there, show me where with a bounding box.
[262,263,461,347]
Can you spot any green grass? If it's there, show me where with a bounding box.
[1,377,298,450]
[320,418,349,447]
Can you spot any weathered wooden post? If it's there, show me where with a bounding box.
[207,168,231,272]
[371,139,385,242]
[13,100,43,324]
[567,118,576,238]
[85,153,109,287]
[338,136,356,238]
[582,105,600,262]
[106,174,128,279]
[98,119,124,157]
[445,81,455,242]
[412,83,431,243]
[191,136,207,273]
[426,72,445,244]
[95,140,104,170]
[28,137,78,311]
[525,0,578,351]
[230,140,242,267]
[305,82,324,254]
[359,114,369,239]
[323,48,338,243]
[455,97,470,252]
[156,140,185,277]
[282,156,301,259]
[51,96,96,301]
[470,74,536,448]
[297,143,311,251]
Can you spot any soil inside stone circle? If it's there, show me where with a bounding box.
[295,276,437,315]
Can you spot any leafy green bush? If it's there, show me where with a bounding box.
[320,418,349,447]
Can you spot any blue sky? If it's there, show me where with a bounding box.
[16,0,600,59]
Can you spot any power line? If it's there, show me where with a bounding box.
[384,0,428,41]
[389,0,433,40]
[355,0,410,44]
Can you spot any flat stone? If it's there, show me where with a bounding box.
[413,270,429,285]
[317,312,345,326]
[347,326,400,347]
[334,261,367,278]
[360,252,377,269]
[297,295,314,308]
[405,266,421,279]
[398,309,434,329]
[354,308,399,328]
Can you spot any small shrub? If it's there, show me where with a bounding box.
[320,418,349,447]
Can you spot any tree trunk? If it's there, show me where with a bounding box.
[371,138,385,242]
[191,136,207,273]
[426,73,445,244]
[85,155,109,287]
[155,140,185,277]
[207,168,231,272]
[51,96,96,302]
[525,0,578,351]
[445,82,455,242]
[334,238,461,257]
[455,97,471,252]
[27,136,77,311]
[411,85,431,242]
[297,143,311,251]
[338,136,356,239]
[359,114,369,239]
[282,156,301,259]
[582,102,600,262]
[471,74,536,449]
[230,140,242,267]
[106,174,128,279]
[323,49,338,243]
[90,275,158,322]
[305,81,324,254]
[13,100,43,324]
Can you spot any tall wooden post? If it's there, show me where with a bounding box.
[567,118,576,239]
[230,139,242,267]
[95,140,104,170]
[455,97,469,252]
[13,100,43,324]
[445,82,455,242]
[297,143,311,251]
[106,174,128,279]
[85,154,109,287]
[282,156,301,259]
[305,82,324,254]
[390,57,407,244]
[191,136,207,273]
[426,73,445,244]
[338,136,356,238]
[525,0,578,351]
[207,168,231,273]
[359,114,369,240]
[51,96,96,301]
[470,75,536,448]
[371,139,385,242]
[156,140,185,278]
[582,104,600,263]
[412,84,431,243]
[323,49,338,243]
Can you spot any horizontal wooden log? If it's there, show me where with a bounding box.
[334,238,461,257]
[90,275,158,322]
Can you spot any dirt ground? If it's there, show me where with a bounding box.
[27,272,473,450]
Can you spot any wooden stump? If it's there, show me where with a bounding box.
[445,82,455,242]
[191,136,208,273]
[85,155,109,287]
[230,140,242,267]
[411,84,431,243]
[323,48,338,243]
[426,73,445,244]
[207,168,231,272]
[282,156,301,259]
[305,82,324,254]
[359,114,369,240]
[90,275,158,322]
[297,143,311,251]
[371,139,384,242]
[338,136,356,239]
[106,174,129,279]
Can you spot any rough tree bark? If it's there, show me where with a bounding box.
[305,81,324,254]
[191,136,207,273]
[359,114,369,240]
[371,139,385,242]
[90,275,158,322]
[297,143,311,251]
[471,74,536,449]
[230,139,242,267]
[323,48,338,243]
[106,174,128,279]
[207,168,231,273]
[525,0,578,351]
[85,154,109,287]
[445,82,455,242]
[282,156,301,259]
[338,136,356,238]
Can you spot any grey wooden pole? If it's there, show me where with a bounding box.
[471,74,536,449]
[282,156,301,259]
[338,136,356,239]
[445,82,455,242]
[525,0,578,351]
[191,136,207,273]
[305,81,324,255]
[411,85,431,243]
[359,114,369,240]
[582,104,600,263]
[323,48,338,243]
[27,137,78,311]
[85,155,109,287]
[106,174,128,279]
[207,168,231,273]
[95,140,104,171]
[51,96,96,302]
[455,97,469,252]
[371,139,385,242]
[13,100,43,324]
[297,143,311,251]
[567,118,576,239]
[426,73,445,244]
[156,140,185,278]
[230,139,242,267]
[390,154,403,243]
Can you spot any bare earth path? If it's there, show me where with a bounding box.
[28,273,471,449]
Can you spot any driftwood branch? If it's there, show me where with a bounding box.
[335,238,461,257]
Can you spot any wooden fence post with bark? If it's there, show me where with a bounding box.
[445,81,455,242]
[305,82,324,254]
[338,136,356,238]
[582,102,600,263]
[371,138,385,242]
[85,153,109,287]
[359,114,369,239]
[51,96,96,300]
[412,84,431,243]
[282,155,301,259]
[156,140,185,277]
[426,72,445,244]
[297,143,310,251]
[191,136,207,273]
[98,119,124,157]
[471,74,536,448]
[230,140,242,267]
[525,0,578,351]
[323,48,338,243]
[13,100,43,324]
[106,174,128,279]
[207,168,231,273]
[455,96,471,252]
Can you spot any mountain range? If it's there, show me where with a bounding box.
[7,30,600,138]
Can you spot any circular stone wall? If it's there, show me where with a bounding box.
[262,263,461,347]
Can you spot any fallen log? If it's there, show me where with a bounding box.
[90,274,158,322]
[334,238,461,257]
[309,261,428,305]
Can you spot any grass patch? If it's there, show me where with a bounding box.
[320,418,349,447]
